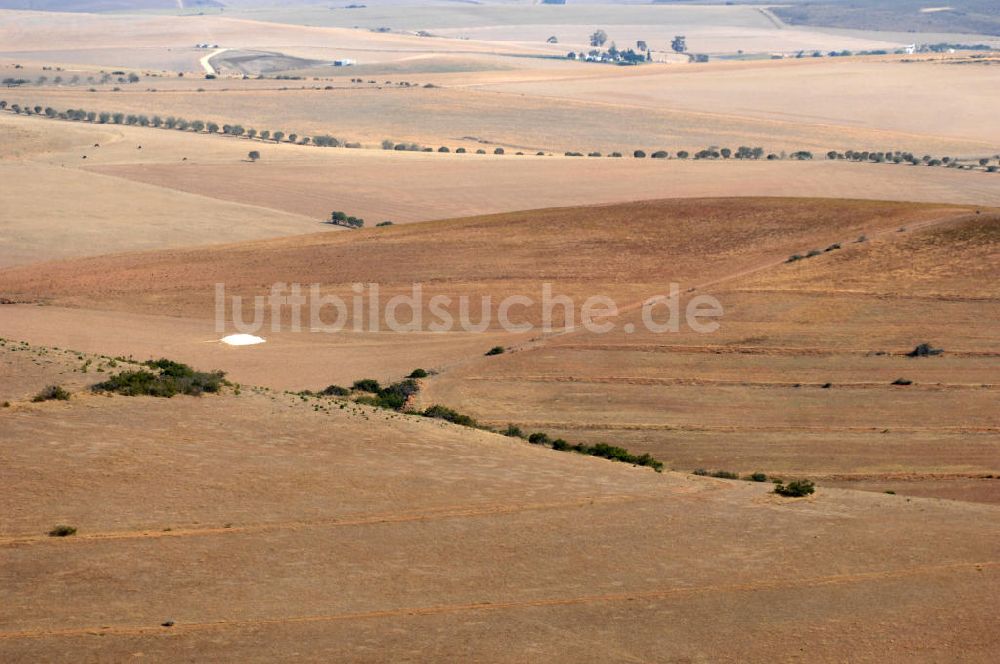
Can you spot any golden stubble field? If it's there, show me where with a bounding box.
[2,6,1000,659]
[8,57,998,155]
[1,343,999,661]
[2,196,996,506]
[3,112,999,269]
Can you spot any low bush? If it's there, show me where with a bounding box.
[32,385,70,402]
[320,384,350,397]
[48,525,77,537]
[422,404,478,427]
[528,432,550,445]
[92,359,225,397]
[576,442,663,471]
[352,378,381,393]
[746,472,768,482]
[373,378,419,410]
[891,378,913,386]
[485,346,505,356]
[774,479,815,497]
[502,424,524,438]
[907,343,942,357]
[408,368,429,378]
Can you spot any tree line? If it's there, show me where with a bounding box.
[3,100,996,172]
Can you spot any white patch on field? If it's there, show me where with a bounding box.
[220,334,266,346]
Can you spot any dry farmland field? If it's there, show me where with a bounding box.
[1,2,999,661]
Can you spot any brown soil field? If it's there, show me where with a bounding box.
[4,112,999,267]
[417,207,1000,504]
[3,6,999,658]
[11,58,999,155]
[0,115,324,267]
[2,198,996,506]
[1,343,999,661]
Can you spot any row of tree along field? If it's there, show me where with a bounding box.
[2,101,997,172]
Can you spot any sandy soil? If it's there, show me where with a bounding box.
[12,64,998,155]
[417,209,1000,503]
[2,6,999,658]
[3,112,998,267]
[2,199,995,506]
[1,344,998,661]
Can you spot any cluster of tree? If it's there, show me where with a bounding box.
[7,100,994,173]
[300,370,664,473]
[568,45,649,65]
[328,211,364,228]
[632,146,768,160]
[525,432,664,472]
[572,30,660,64]
[8,72,139,87]
[0,101,357,149]
[92,358,227,398]
[826,149,998,170]
[923,42,993,52]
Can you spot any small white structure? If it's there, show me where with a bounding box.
[333,59,355,67]
[903,44,916,55]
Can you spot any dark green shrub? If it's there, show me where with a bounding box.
[352,378,381,393]
[485,346,505,356]
[891,378,913,386]
[551,438,570,451]
[906,343,942,357]
[321,384,350,397]
[774,479,815,497]
[528,432,550,445]
[408,368,429,378]
[747,472,768,482]
[710,470,739,479]
[502,424,524,438]
[92,359,225,397]
[374,379,419,410]
[32,385,70,402]
[422,404,478,427]
[49,525,77,537]
[693,468,709,476]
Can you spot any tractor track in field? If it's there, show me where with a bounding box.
[1,560,995,641]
